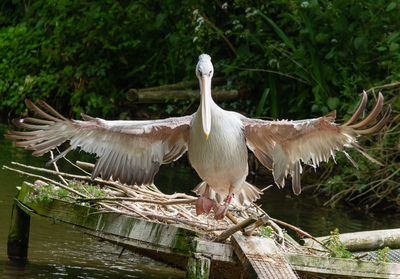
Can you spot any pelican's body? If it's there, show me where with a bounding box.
[6,54,391,220]
[188,101,248,196]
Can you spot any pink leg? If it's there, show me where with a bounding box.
[214,186,234,220]
[195,184,216,215]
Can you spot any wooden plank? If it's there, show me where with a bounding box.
[232,234,297,279]
[84,230,245,279]
[16,183,199,258]
[285,253,400,278]
[15,183,244,279]
[194,239,235,263]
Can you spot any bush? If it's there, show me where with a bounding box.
[0,0,198,118]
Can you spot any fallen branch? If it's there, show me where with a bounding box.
[352,253,369,260]
[75,160,94,172]
[128,77,225,93]
[270,217,332,252]
[365,81,400,93]
[9,161,171,198]
[78,196,196,205]
[3,165,87,198]
[50,151,68,186]
[127,89,238,103]
[226,212,239,224]
[214,216,257,242]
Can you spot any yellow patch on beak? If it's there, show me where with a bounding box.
[205,133,209,140]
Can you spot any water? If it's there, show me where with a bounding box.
[1,122,399,278]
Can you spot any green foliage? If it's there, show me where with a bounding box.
[0,0,199,117]
[376,247,391,262]
[28,180,107,204]
[323,228,354,258]
[260,225,272,237]
[2,0,399,119]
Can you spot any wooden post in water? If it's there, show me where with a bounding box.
[7,199,31,262]
[186,252,210,279]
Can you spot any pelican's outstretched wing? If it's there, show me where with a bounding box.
[6,100,193,185]
[242,92,391,195]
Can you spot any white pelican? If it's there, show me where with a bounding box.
[6,54,391,220]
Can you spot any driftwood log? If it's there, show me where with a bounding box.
[132,77,225,92]
[302,228,400,252]
[127,89,238,103]
[126,77,239,103]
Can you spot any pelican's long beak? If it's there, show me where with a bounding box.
[200,75,212,139]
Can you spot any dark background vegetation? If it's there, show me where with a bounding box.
[1,0,399,210]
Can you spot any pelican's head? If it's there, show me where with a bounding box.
[196,54,214,139]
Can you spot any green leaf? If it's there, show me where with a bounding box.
[327,97,339,110]
[325,47,336,59]
[387,32,400,43]
[315,33,329,43]
[255,88,270,117]
[389,42,399,52]
[354,37,367,50]
[386,2,397,11]
[257,10,296,51]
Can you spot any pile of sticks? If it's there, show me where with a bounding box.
[3,155,263,234]
[3,154,327,255]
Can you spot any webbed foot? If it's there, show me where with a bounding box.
[213,203,229,220]
[196,196,216,215]
[213,195,232,220]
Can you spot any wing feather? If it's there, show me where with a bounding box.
[242,92,391,195]
[6,100,193,186]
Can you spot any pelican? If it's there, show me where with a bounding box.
[6,54,391,220]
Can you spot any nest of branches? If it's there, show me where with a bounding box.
[6,151,364,260]
[1,154,286,241]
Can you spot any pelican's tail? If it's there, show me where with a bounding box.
[193,181,224,203]
[237,181,263,205]
[193,181,262,206]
